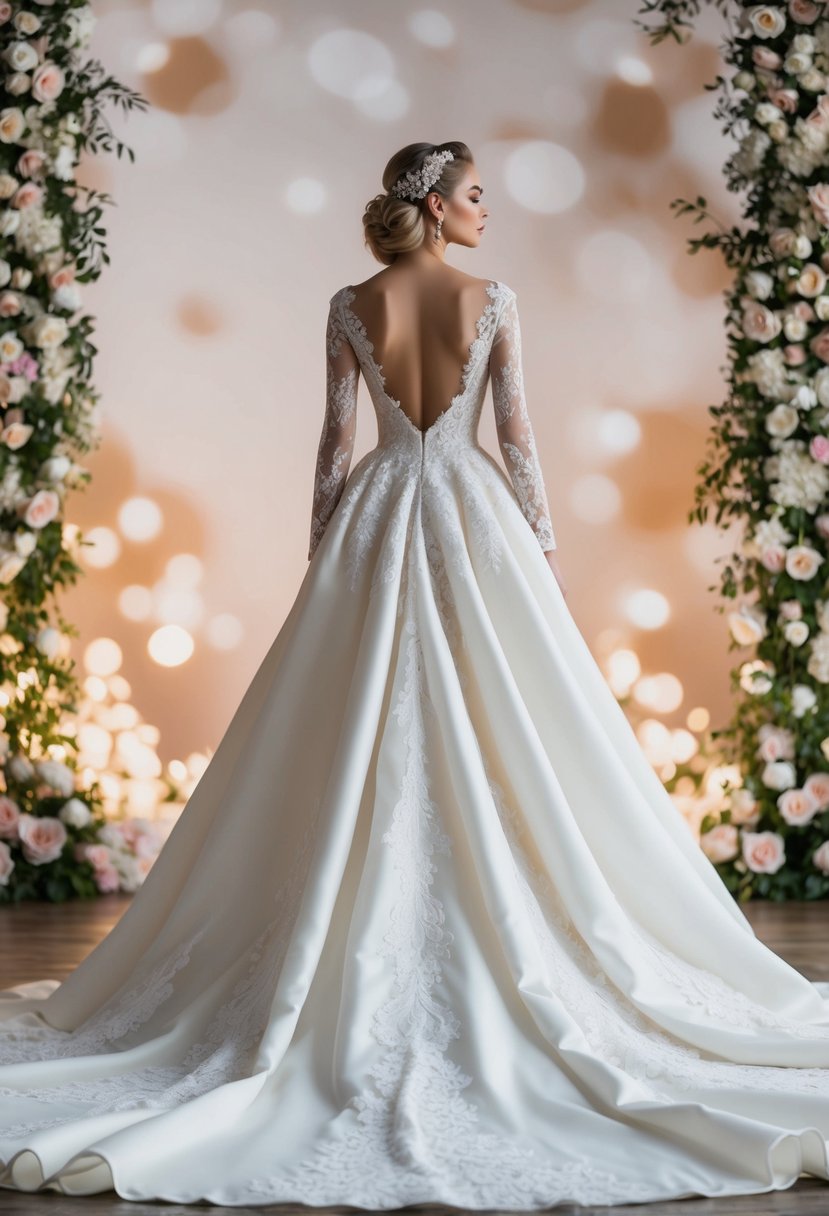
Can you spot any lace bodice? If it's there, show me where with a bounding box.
[308,279,556,559]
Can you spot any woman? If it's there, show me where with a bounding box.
[0,140,827,1210]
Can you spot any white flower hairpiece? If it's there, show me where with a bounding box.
[390,149,454,201]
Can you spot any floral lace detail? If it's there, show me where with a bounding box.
[308,293,360,559]
[244,561,655,1209]
[489,289,556,552]
[485,767,829,1099]
[0,819,319,1140]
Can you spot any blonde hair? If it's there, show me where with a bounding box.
[362,141,473,266]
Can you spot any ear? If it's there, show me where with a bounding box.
[425,191,443,223]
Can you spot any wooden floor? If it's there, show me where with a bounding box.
[0,895,827,1215]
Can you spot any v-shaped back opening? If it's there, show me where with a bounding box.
[340,279,501,437]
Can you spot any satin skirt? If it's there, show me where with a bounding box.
[0,445,828,1209]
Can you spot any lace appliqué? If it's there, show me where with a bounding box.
[245,563,654,1209]
[489,289,556,553]
[0,819,318,1140]
[308,293,359,559]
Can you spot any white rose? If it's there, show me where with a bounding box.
[756,102,784,124]
[39,454,70,482]
[52,283,81,312]
[784,619,810,646]
[0,840,13,885]
[813,840,829,873]
[34,758,75,796]
[793,233,813,258]
[10,266,31,290]
[762,759,797,790]
[26,313,68,349]
[14,529,35,557]
[793,34,816,53]
[728,604,767,645]
[7,752,34,782]
[0,211,21,237]
[784,51,813,74]
[58,796,92,829]
[35,625,59,657]
[5,73,30,97]
[792,682,818,716]
[765,403,799,436]
[13,12,41,36]
[0,552,26,583]
[745,269,774,299]
[3,41,38,72]
[816,295,829,321]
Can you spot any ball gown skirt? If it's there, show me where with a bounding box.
[0,280,826,1209]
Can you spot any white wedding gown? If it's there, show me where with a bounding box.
[0,277,828,1210]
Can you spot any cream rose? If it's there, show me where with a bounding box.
[742,829,786,873]
[728,604,767,645]
[785,543,823,579]
[748,6,787,38]
[784,619,810,646]
[13,11,41,36]
[26,313,68,348]
[778,786,820,825]
[3,41,38,72]
[765,402,799,436]
[0,553,26,584]
[793,683,818,715]
[730,787,761,826]
[797,262,827,296]
[17,811,67,865]
[2,422,33,451]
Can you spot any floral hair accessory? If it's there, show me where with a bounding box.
[390,149,455,201]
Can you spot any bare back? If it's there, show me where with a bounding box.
[344,268,496,434]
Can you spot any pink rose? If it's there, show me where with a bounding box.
[0,292,20,318]
[11,182,42,210]
[804,771,829,809]
[809,327,829,363]
[31,61,63,103]
[74,841,111,869]
[779,599,803,620]
[767,86,799,113]
[813,840,829,872]
[700,823,739,863]
[760,545,786,573]
[22,488,59,529]
[808,183,829,229]
[0,795,19,838]
[49,264,75,289]
[783,344,807,366]
[730,788,761,826]
[94,864,119,893]
[16,149,44,178]
[0,4,11,25]
[0,840,13,885]
[742,829,786,874]
[810,435,829,464]
[790,0,821,23]
[778,787,820,826]
[753,47,783,70]
[792,300,815,321]
[757,726,795,761]
[17,812,67,865]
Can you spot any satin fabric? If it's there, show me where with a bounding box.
[0,280,827,1209]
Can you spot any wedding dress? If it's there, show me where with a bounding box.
[0,276,828,1211]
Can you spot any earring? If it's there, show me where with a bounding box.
[434,215,443,242]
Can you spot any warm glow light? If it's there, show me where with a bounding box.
[636,718,673,764]
[119,584,154,622]
[81,526,121,568]
[705,764,742,800]
[623,589,671,630]
[152,583,204,628]
[633,672,684,713]
[616,55,653,85]
[165,553,203,588]
[605,648,641,696]
[168,758,188,781]
[136,41,170,72]
[108,674,132,701]
[686,706,710,732]
[83,674,108,701]
[670,729,698,764]
[570,474,621,525]
[594,409,641,456]
[118,497,163,542]
[408,9,455,46]
[206,612,244,650]
[136,722,161,747]
[83,638,123,678]
[504,141,585,214]
[147,624,194,667]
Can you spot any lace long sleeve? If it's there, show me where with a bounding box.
[489,289,556,552]
[308,294,360,560]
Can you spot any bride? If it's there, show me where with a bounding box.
[0,139,828,1211]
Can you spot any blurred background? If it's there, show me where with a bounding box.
[66,0,741,776]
